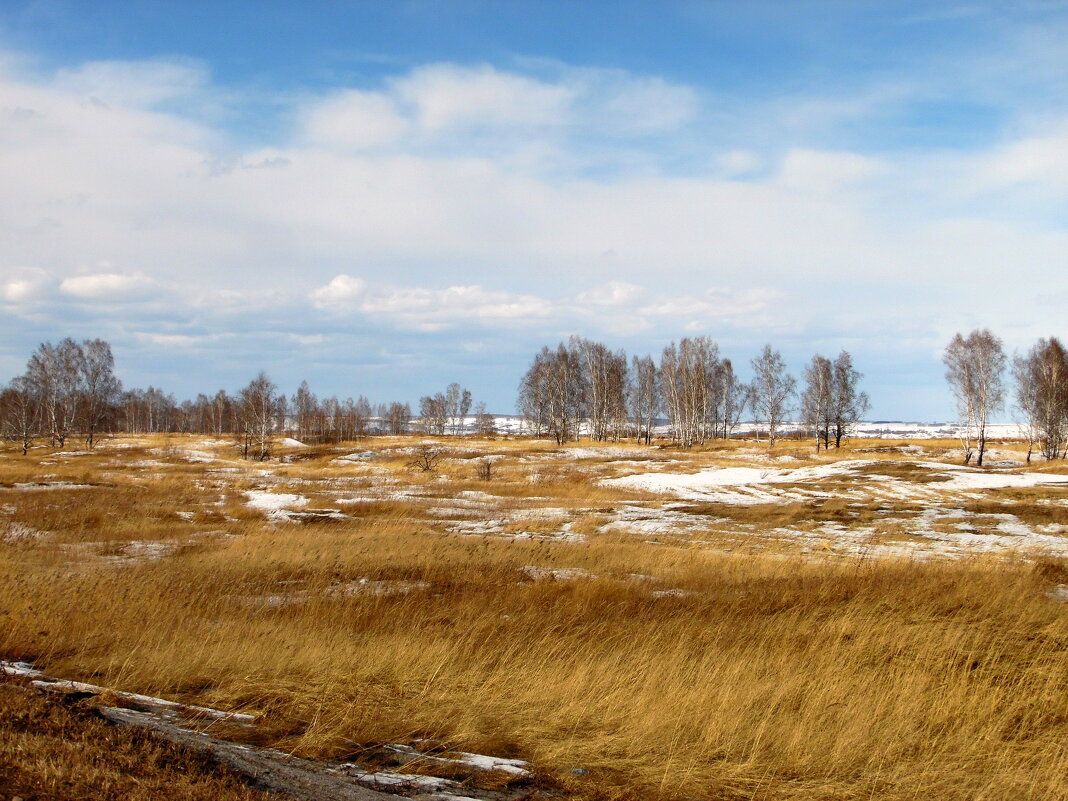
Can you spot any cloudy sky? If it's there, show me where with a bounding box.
[1,1,1066,419]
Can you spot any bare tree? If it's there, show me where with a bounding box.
[472,401,496,436]
[25,338,83,448]
[353,395,373,438]
[572,337,627,442]
[943,329,1006,466]
[750,345,796,448]
[659,338,717,447]
[714,359,750,439]
[419,393,447,435]
[628,354,659,445]
[518,344,585,444]
[801,354,833,451]
[1013,338,1068,462]
[79,339,122,448]
[444,383,461,434]
[1,376,40,455]
[291,381,317,442]
[239,372,278,460]
[829,350,869,448]
[385,401,411,435]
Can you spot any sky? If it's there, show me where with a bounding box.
[1,1,1066,420]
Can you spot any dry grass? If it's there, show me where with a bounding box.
[1,435,1067,800]
[0,676,271,800]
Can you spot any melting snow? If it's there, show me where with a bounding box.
[244,490,309,511]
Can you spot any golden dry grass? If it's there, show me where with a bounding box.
[0,677,272,800]
[1,434,1067,800]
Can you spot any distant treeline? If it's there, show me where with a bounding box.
[3,330,1066,463]
[0,338,491,458]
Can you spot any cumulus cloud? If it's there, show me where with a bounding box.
[309,274,368,306]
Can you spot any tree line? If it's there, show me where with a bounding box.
[517,336,869,449]
[0,338,486,459]
[5,330,1068,462]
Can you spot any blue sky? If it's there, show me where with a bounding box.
[1,1,1066,419]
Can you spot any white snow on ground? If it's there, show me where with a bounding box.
[451,751,531,776]
[598,459,1068,558]
[603,460,874,503]
[244,490,309,511]
[937,470,1068,490]
[279,438,306,447]
[2,661,256,723]
[604,459,1068,503]
[2,482,93,491]
[385,743,531,777]
[344,770,456,791]
[331,451,376,463]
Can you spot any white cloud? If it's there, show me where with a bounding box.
[298,62,698,153]
[638,287,781,321]
[1,269,50,303]
[358,285,554,328]
[577,281,642,306]
[593,74,697,133]
[777,148,887,191]
[980,125,1068,191]
[303,90,409,149]
[52,58,209,109]
[309,274,368,307]
[392,63,575,131]
[718,149,763,176]
[1,47,1067,419]
[58,272,157,300]
[140,333,198,347]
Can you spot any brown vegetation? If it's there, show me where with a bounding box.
[0,677,271,801]
[1,435,1067,800]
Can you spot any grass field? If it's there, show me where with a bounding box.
[2,434,1067,800]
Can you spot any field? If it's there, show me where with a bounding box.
[2,433,1067,800]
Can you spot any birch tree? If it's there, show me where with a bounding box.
[1013,338,1068,462]
[628,354,659,445]
[750,345,796,448]
[518,344,585,444]
[943,329,1005,466]
[239,372,278,460]
[1,376,40,455]
[714,359,750,439]
[25,339,83,448]
[79,339,121,448]
[801,354,833,451]
[830,350,869,447]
